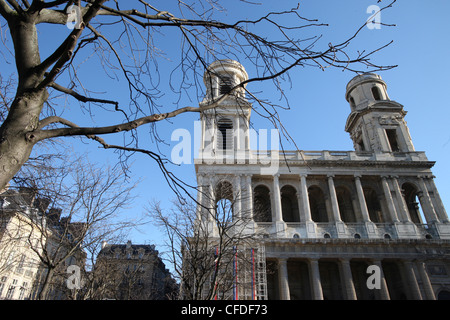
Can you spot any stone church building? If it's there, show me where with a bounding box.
[192,59,450,300]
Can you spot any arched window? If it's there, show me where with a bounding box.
[217,118,233,150]
[371,86,382,100]
[253,185,272,222]
[402,182,426,224]
[336,186,357,222]
[438,290,450,300]
[215,181,233,224]
[281,185,299,222]
[308,186,328,222]
[219,75,233,95]
[364,188,384,223]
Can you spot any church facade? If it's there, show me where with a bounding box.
[192,59,450,300]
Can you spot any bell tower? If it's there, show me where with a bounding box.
[198,60,252,161]
[345,73,415,153]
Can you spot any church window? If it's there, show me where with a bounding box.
[217,118,233,150]
[219,76,233,95]
[336,186,357,223]
[402,182,427,224]
[386,129,400,152]
[308,186,328,223]
[253,185,272,222]
[281,185,299,222]
[215,180,234,223]
[364,188,384,223]
[371,86,382,100]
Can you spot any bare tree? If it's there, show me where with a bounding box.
[0,0,397,198]
[4,154,139,300]
[149,178,269,300]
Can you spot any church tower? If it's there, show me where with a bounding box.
[345,73,415,153]
[198,59,251,162]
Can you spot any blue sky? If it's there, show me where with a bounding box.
[1,1,450,250]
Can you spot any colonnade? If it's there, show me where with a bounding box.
[271,257,436,300]
[196,172,448,228]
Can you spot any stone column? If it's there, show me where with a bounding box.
[403,260,422,300]
[381,176,399,222]
[425,176,449,223]
[354,175,370,222]
[340,259,357,300]
[417,176,438,223]
[416,261,436,300]
[391,176,411,222]
[278,258,290,300]
[327,175,342,222]
[234,174,242,219]
[299,174,312,222]
[207,175,215,221]
[308,259,323,300]
[196,173,204,221]
[273,174,283,222]
[370,260,390,300]
[245,174,253,220]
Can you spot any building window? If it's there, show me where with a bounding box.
[219,76,233,95]
[308,186,328,222]
[336,186,357,223]
[364,188,384,223]
[215,181,234,223]
[281,185,299,222]
[402,182,427,224]
[18,282,28,300]
[0,277,7,297]
[385,129,400,152]
[253,185,272,222]
[371,86,382,100]
[217,118,233,150]
[6,279,17,299]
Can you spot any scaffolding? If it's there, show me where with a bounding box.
[255,244,268,300]
[238,243,267,300]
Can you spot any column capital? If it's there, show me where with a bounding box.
[327,174,335,179]
[354,174,362,179]
[300,173,308,179]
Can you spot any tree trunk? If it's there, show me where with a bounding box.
[37,265,55,300]
[0,89,47,190]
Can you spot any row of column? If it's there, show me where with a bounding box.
[276,258,436,300]
[196,172,448,225]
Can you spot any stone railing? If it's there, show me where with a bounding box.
[195,150,429,164]
[256,221,446,240]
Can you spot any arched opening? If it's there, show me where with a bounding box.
[253,185,272,222]
[438,290,450,300]
[215,180,233,224]
[281,185,299,222]
[364,188,384,223]
[371,86,382,101]
[308,186,328,223]
[219,75,233,95]
[336,186,357,223]
[402,182,427,224]
[217,118,233,150]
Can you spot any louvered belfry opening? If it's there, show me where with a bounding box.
[217,118,233,151]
